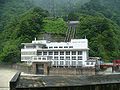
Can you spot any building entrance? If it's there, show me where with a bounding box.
[36,64,44,74]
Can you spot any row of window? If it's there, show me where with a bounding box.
[49,46,73,49]
[21,52,36,55]
[86,62,94,65]
[37,51,82,55]
[21,56,82,61]
[54,56,82,60]
[32,56,82,60]
[21,57,31,60]
[53,61,82,66]
[25,45,73,49]
[26,46,36,49]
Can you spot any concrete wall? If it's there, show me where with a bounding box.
[13,64,95,75]
[49,67,95,75]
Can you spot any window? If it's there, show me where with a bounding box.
[66,56,70,60]
[78,51,82,55]
[49,47,53,48]
[69,46,73,48]
[72,51,76,55]
[26,45,36,49]
[43,52,47,55]
[49,52,53,55]
[42,57,46,60]
[57,61,59,65]
[21,52,36,55]
[60,61,64,66]
[54,51,58,55]
[78,61,82,66]
[38,57,41,60]
[47,56,53,60]
[37,51,42,55]
[34,57,37,60]
[54,46,58,48]
[66,61,70,66]
[91,62,94,65]
[42,45,48,49]
[21,57,31,60]
[54,57,58,60]
[72,61,76,66]
[78,56,82,60]
[60,56,64,60]
[86,62,89,65]
[59,46,63,48]
[54,61,57,65]
[66,51,70,55]
[44,46,48,49]
[72,56,76,60]
[64,46,68,48]
[60,51,64,55]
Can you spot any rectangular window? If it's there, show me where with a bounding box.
[66,51,70,55]
[78,61,82,66]
[34,57,37,60]
[60,51,64,55]
[54,57,58,60]
[42,57,46,60]
[78,56,82,60]
[59,46,63,48]
[21,57,31,60]
[43,52,47,55]
[26,45,36,49]
[72,51,76,55]
[66,61,70,66]
[49,51,53,55]
[66,56,70,60]
[78,51,82,55]
[72,56,76,60]
[60,61,64,66]
[43,46,48,49]
[37,51,42,55]
[69,46,73,48]
[86,62,89,65]
[60,56,64,60]
[72,61,76,66]
[49,47,53,48]
[54,46,58,48]
[54,51,58,55]
[38,57,41,60]
[54,61,57,65]
[47,56,53,60]
[91,62,94,65]
[64,46,68,48]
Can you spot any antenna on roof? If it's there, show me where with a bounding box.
[85,36,86,39]
[43,37,45,40]
[35,37,37,41]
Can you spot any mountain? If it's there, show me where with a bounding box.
[0,0,120,63]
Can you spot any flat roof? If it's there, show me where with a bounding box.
[17,74,120,88]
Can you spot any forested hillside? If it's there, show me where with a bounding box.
[0,0,120,63]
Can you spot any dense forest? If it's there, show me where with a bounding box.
[0,0,120,63]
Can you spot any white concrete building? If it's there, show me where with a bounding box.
[21,39,95,67]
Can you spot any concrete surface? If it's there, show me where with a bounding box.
[0,67,17,90]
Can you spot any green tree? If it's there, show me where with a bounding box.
[77,15,120,62]
[0,7,48,63]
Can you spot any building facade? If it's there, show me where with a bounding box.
[21,39,96,67]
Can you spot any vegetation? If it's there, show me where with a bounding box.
[77,15,120,62]
[0,0,120,63]
[43,18,67,34]
[0,7,48,63]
